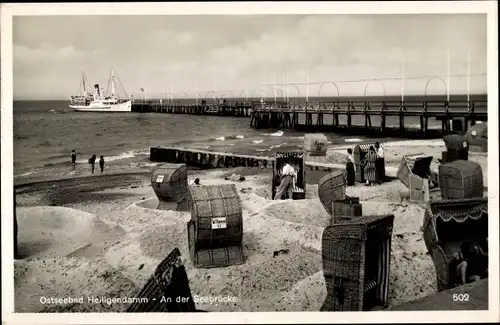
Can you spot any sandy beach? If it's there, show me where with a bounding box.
[14,139,489,312]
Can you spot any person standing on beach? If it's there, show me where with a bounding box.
[88,154,97,174]
[99,155,105,174]
[274,162,296,200]
[346,148,356,186]
[71,150,77,166]
[363,146,377,186]
[375,142,385,184]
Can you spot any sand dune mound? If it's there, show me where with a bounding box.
[244,212,324,254]
[104,240,162,289]
[346,180,409,202]
[119,198,191,232]
[261,199,331,228]
[358,201,426,235]
[240,192,270,214]
[138,222,190,261]
[14,257,137,313]
[389,233,436,306]
[279,270,326,311]
[187,248,322,312]
[102,208,324,312]
[16,206,126,259]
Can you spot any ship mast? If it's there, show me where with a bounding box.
[111,67,116,98]
[81,68,86,94]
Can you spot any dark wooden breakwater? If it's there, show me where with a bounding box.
[250,99,488,138]
[150,146,344,183]
[132,99,253,117]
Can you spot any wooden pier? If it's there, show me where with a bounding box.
[250,99,488,138]
[132,99,253,117]
[133,95,487,139]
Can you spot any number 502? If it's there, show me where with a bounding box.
[453,293,470,302]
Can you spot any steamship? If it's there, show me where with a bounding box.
[69,68,132,112]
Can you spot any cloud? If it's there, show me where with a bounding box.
[14,44,98,64]
[11,14,487,99]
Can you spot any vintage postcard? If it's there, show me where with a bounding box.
[1,1,498,324]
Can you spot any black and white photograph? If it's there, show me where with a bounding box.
[1,2,498,324]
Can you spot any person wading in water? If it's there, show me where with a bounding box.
[99,155,105,174]
[88,154,97,174]
[274,161,297,200]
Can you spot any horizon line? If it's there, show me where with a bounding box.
[13,92,489,102]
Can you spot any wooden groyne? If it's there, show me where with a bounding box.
[250,99,488,138]
[132,99,253,117]
[149,146,353,182]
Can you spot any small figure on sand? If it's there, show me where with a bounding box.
[88,154,97,174]
[274,162,297,200]
[451,240,488,287]
[346,148,356,186]
[362,146,377,186]
[99,155,105,174]
[71,150,77,166]
[375,142,385,184]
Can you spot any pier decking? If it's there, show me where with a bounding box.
[132,96,487,139]
[250,99,488,138]
[131,99,253,117]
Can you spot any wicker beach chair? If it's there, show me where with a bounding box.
[321,214,394,311]
[272,151,306,200]
[465,123,488,153]
[438,160,483,200]
[423,198,488,291]
[442,134,469,163]
[304,133,328,156]
[318,170,362,223]
[127,248,198,312]
[318,170,347,215]
[331,197,363,224]
[188,184,244,268]
[397,154,439,202]
[353,144,375,183]
[151,164,190,211]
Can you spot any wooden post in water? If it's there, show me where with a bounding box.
[305,67,309,104]
[273,74,277,104]
[467,51,471,103]
[286,69,289,105]
[446,48,451,102]
[401,53,405,103]
[195,83,199,105]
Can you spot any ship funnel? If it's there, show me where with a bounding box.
[94,84,100,96]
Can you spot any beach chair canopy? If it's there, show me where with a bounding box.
[411,156,434,179]
[423,198,488,291]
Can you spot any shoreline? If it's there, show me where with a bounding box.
[14,137,489,188]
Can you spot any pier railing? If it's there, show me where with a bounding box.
[249,99,487,139]
[131,99,256,117]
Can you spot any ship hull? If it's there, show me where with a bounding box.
[70,101,132,112]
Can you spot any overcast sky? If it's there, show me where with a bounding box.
[13,14,487,100]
